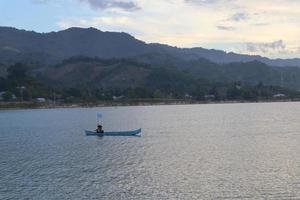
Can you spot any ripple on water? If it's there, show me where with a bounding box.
[1,103,300,199]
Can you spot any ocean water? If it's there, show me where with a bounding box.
[1,102,300,199]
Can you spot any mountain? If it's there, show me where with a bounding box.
[37,56,300,91]
[0,27,150,65]
[2,56,300,102]
[0,26,300,67]
[148,43,300,67]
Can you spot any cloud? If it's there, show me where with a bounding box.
[184,0,220,5]
[246,40,287,53]
[253,22,270,26]
[57,16,134,27]
[229,12,248,22]
[216,25,235,31]
[184,0,236,7]
[53,0,300,58]
[32,0,140,11]
[79,0,140,11]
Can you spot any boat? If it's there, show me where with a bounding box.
[85,128,142,137]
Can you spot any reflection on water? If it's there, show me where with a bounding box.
[1,102,300,199]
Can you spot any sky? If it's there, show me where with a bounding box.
[1,0,300,59]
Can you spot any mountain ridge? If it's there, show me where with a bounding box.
[0,26,300,67]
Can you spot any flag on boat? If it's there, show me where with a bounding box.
[97,113,102,119]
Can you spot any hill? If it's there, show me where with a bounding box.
[1,56,300,102]
[38,56,300,91]
[0,26,300,67]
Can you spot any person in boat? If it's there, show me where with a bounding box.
[96,124,104,133]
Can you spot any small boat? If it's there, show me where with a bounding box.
[85,128,142,137]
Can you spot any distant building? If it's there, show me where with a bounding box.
[204,95,216,100]
[184,94,192,99]
[273,94,286,98]
[113,95,125,100]
[0,91,16,101]
[35,98,46,103]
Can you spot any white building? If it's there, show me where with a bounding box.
[273,94,286,98]
[35,98,46,103]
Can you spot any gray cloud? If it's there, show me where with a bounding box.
[33,0,140,11]
[246,40,286,53]
[253,22,270,26]
[79,0,140,11]
[229,12,248,22]
[185,0,217,3]
[216,25,235,31]
[184,0,221,5]
[184,0,238,6]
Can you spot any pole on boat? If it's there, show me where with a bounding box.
[97,113,102,125]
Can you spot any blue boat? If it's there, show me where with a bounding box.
[85,128,142,137]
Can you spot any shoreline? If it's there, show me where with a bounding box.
[1,98,300,110]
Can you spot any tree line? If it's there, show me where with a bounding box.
[1,63,299,103]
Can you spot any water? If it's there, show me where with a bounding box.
[1,102,300,199]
